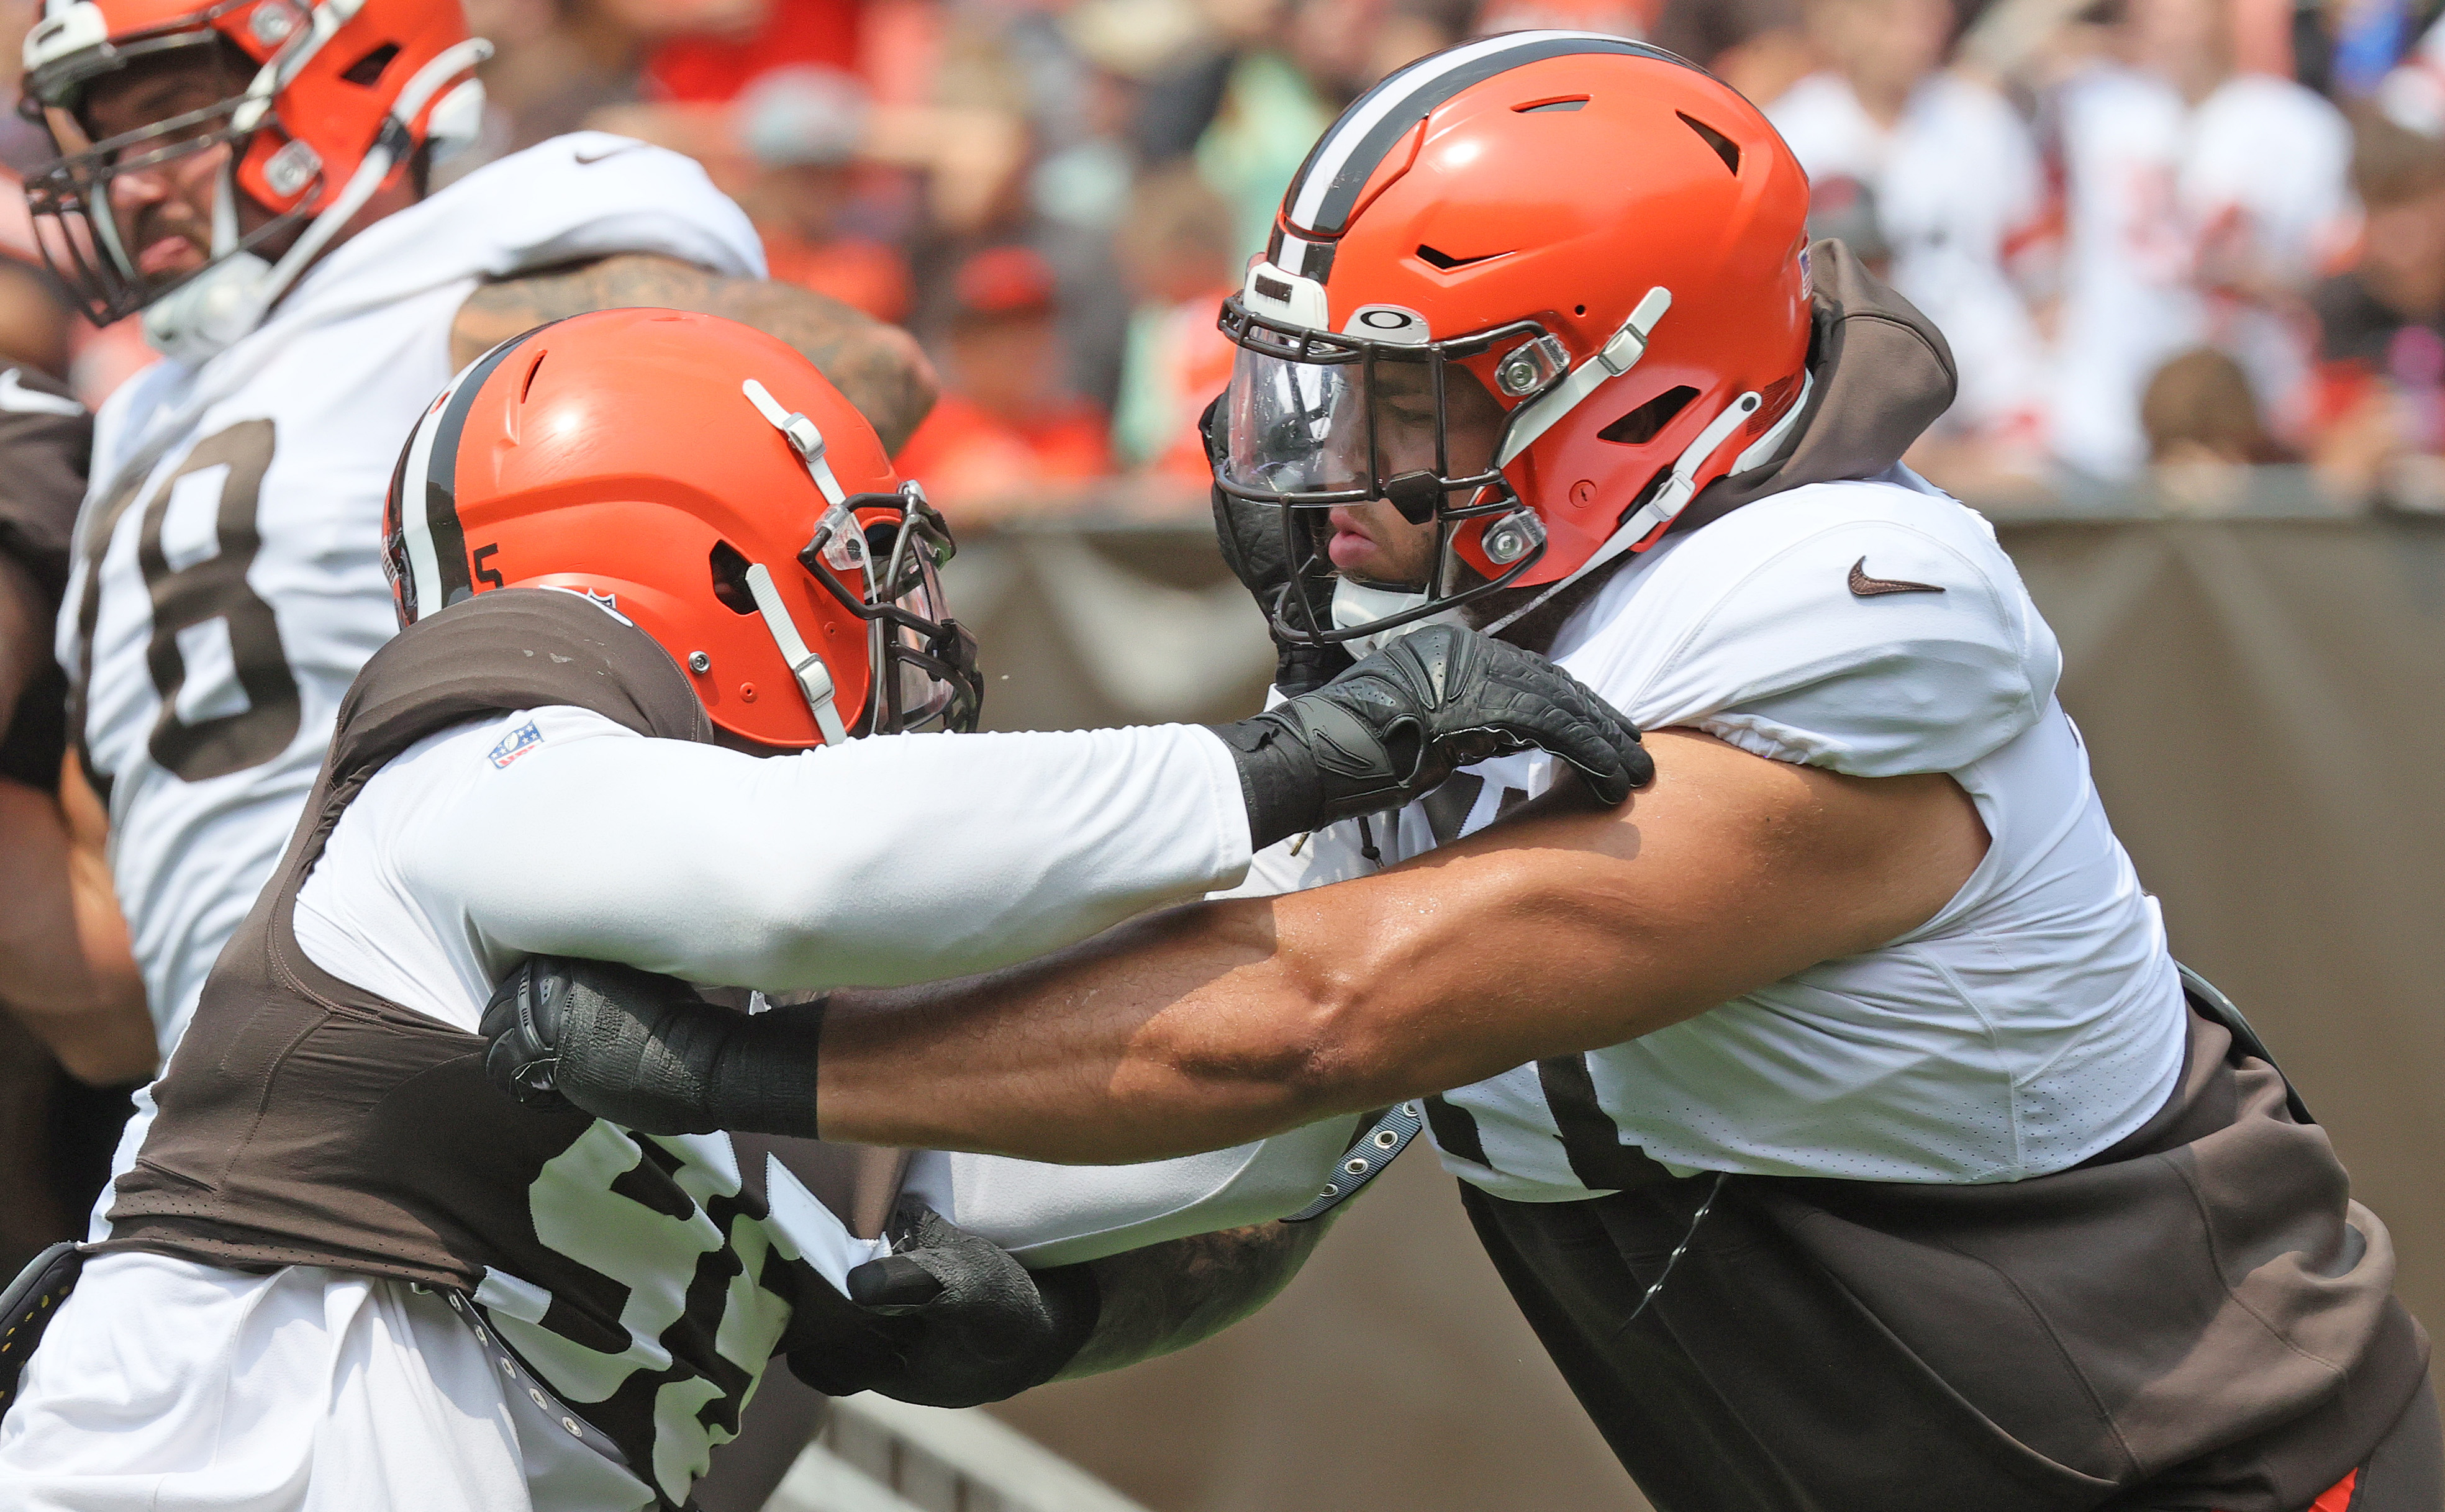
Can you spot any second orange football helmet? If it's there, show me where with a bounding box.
[383,309,981,750]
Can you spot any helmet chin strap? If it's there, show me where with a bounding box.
[1476,369,1814,640]
[142,34,493,364]
[743,563,852,746]
[1330,577,1465,660]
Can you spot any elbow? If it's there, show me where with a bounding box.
[866,328,938,455]
[1169,974,1415,1129]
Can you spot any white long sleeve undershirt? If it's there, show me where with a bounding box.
[293,705,1251,1020]
[289,705,1357,1265]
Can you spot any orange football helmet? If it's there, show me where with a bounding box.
[383,309,982,749]
[1216,32,1814,641]
[20,0,488,342]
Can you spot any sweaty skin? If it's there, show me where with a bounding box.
[812,730,1990,1162]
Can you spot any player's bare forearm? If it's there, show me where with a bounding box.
[451,253,938,452]
[1055,1218,1329,1379]
[0,764,154,1084]
[816,731,1990,1161]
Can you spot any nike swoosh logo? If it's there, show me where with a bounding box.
[573,142,644,166]
[1848,557,1945,597]
[0,368,82,417]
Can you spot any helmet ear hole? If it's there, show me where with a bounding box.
[1599,385,1698,445]
[708,541,758,615]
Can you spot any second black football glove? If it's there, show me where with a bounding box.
[1208,622,1653,851]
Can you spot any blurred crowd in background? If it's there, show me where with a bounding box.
[6,0,2445,518]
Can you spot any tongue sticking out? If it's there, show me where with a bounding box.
[137,235,205,278]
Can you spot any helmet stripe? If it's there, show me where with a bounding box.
[396,391,449,622]
[407,330,545,613]
[1284,31,1692,242]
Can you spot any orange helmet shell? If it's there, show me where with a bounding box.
[1229,34,1813,598]
[386,309,920,751]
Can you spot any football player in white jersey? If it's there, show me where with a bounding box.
[11,0,934,1071]
[519,37,2443,1511]
[0,309,1641,1512]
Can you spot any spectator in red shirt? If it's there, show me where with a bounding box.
[894,246,1114,522]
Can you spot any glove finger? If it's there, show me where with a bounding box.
[1484,700,1635,806]
[848,1254,949,1313]
[479,959,575,1112]
[1495,660,1648,805]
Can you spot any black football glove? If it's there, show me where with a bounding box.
[815,1198,1099,1408]
[1204,396,1354,698]
[480,955,822,1138]
[1209,622,1653,851]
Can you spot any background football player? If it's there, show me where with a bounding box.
[0,4,937,1494]
[0,309,1643,1512]
[6,0,933,1080]
[508,36,2443,1512]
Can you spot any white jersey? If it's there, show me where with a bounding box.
[2048,67,2352,478]
[12,704,1353,1511]
[1231,473,2189,1202]
[1766,71,2048,442]
[55,132,763,1056]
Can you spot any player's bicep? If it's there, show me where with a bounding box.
[407,724,1248,992]
[402,733,782,976]
[1282,730,1990,1088]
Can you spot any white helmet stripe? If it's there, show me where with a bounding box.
[1284,31,1685,238]
[397,391,449,622]
[397,328,550,617]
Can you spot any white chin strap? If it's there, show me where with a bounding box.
[743,563,851,746]
[1477,368,1813,638]
[142,31,492,364]
[738,379,855,745]
[1330,579,1464,660]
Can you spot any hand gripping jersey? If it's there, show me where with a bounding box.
[93,590,880,1506]
[55,132,763,1056]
